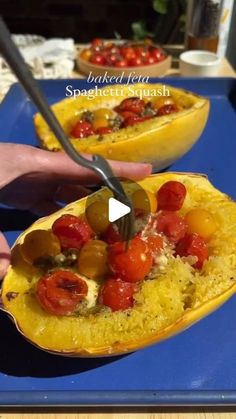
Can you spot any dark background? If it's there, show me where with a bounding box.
[0,0,184,43]
[0,0,156,41]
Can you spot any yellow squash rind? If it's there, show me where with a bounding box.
[34,84,210,171]
[2,173,236,357]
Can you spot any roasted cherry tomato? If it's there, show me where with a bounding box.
[118,110,137,120]
[146,55,157,65]
[91,38,104,49]
[157,104,179,116]
[36,270,88,315]
[90,53,106,65]
[185,209,217,240]
[86,201,109,234]
[80,48,92,61]
[128,56,143,66]
[116,97,145,114]
[120,46,137,61]
[152,96,175,110]
[99,277,138,311]
[122,115,152,127]
[155,211,188,244]
[146,235,164,255]
[93,107,114,121]
[175,233,209,269]
[108,237,153,282]
[95,127,113,135]
[106,53,119,66]
[20,230,61,265]
[102,223,122,244]
[157,181,187,211]
[132,189,157,214]
[114,59,128,68]
[150,47,165,61]
[78,240,109,279]
[52,214,94,250]
[70,120,94,138]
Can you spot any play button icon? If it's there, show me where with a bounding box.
[108,197,131,223]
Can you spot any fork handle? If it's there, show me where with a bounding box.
[0,17,109,176]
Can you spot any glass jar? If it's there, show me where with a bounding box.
[186,0,224,53]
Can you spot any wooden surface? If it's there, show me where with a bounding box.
[1,407,236,418]
[0,54,235,419]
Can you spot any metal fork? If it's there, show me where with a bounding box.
[0,17,134,243]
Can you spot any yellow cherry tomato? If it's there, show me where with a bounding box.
[92,108,115,130]
[80,48,92,61]
[185,209,217,240]
[152,96,175,110]
[86,201,109,234]
[20,230,61,264]
[92,117,109,130]
[132,189,157,214]
[93,108,115,120]
[78,240,109,279]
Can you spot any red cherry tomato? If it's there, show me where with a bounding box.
[151,47,165,61]
[155,211,188,244]
[122,115,152,127]
[157,104,179,116]
[102,223,122,244]
[118,110,137,120]
[116,97,145,114]
[90,53,106,65]
[52,214,94,250]
[36,270,88,315]
[128,56,143,66]
[133,45,145,56]
[175,233,209,269]
[146,55,157,65]
[91,38,103,49]
[108,237,153,283]
[95,126,113,135]
[114,59,128,68]
[146,235,164,255]
[106,53,119,66]
[70,120,95,138]
[157,181,187,211]
[99,278,138,311]
[120,46,137,61]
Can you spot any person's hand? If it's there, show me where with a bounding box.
[0,143,151,278]
[0,143,151,215]
[0,231,10,279]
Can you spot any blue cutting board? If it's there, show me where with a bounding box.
[0,78,236,406]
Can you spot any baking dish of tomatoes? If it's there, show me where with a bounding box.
[77,39,171,77]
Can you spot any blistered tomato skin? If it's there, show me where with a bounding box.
[157,181,187,211]
[175,233,209,269]
[157,104,179,116]
[185,209,217,240]
[116,97,145,115]
[146,235,164,255]
[36,270,88,315]
[52,214,94,250]
[99,278,138,311]
[108,237,153,283]
[122,115,152,127]
[70,120,95,138]
[155,210,188,244]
